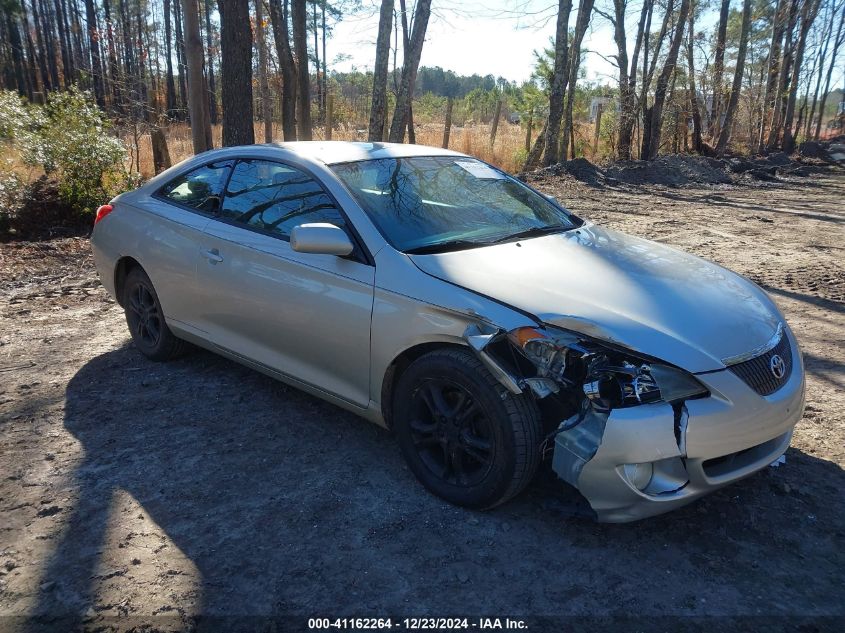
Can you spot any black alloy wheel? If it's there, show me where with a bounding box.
[409,378,494,487]
[122,267,186,361]
[126,281,162,349]
[393,348,541,509]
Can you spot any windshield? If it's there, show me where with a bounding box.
[331,156,580,253]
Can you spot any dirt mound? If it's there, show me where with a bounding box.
[524,148,839,189]
[799,141,830,160]
[725,150,837,181]
[605,155,732,187]
[530,155,732,188]
[555,158,609,187]
[530,158,610,187]
[763,151,792,166]
[799,139,845,164]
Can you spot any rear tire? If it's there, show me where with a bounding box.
[123,267,186,361]
[393,348,541,509]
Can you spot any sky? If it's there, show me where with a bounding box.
[327,1,622,85]
[325,1,845,95]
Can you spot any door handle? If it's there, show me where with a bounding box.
[202,248,224,264]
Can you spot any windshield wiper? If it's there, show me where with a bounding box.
[488,225,571,244]
[403,239,492,255]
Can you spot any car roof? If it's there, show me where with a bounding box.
[266,141,466,165]
[134,141,470,196]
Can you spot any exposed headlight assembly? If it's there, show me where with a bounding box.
[507,326,708,409]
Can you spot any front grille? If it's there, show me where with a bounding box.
[728,330,792,396]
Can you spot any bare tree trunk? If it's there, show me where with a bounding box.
[522,118,547,171]
[183,0,212,152]
[218,0,254,146]
[611,0,629,159]
[291,0,311,140]
[326,91,332,139]
[592,102,603,155]
[163,0,178,116]
[68,0,86,85]
[20,0,40,98]
[311,0,322,122]
[767,0,800,150]
[135,3,151,119]
[560,0,595,160]
[39,0,60,89]
[710,0,730,139]
[368,0,393,142]
[398,0,416,143]
[639,0,671,158]
[614,0,650,160]
[442,96,453,148]
[118,0,142,120]
[542,0,572,166]
[69,0,85,80]
[203,0,218,124]
[256,0,272,142]
[525,110,533,152]
[814,3,845,139]
[686,3,703,153]
[102,0,123,113]
[4,7,26,97]
[805,4,834,140]
[30,0,52,91]
[489,98,502,148]
[716,0,752,154]
[758,0,787,150]
[643,0,691,160]
[782,0,821,153]
[268,0,297,140]
[53,0,72,86]
[151,127,172,173]
[83,0,106,106]
[387,0,430,143]
[794,91,807,139]
[173,0,189,116]
[321,1,327,125]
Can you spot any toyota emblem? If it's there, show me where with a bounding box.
[770,354,786,379]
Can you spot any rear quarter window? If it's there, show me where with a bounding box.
[158,161,234,214]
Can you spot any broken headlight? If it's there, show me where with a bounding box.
[507,326,708,409]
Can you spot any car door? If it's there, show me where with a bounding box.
[194,158,375,408]
[137,159,233,332]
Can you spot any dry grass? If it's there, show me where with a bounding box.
[129,120,538,178]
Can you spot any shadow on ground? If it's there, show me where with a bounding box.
[31,343,845,627]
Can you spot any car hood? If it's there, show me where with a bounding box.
[408,224,782,373]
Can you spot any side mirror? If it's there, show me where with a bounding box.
[290,223,354,256]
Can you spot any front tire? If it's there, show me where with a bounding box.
[393,348,541,509]
[123,267,186,361]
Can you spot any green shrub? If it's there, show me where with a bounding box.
[0,87,127,218]
[0,164,25,233]
[37,88,127,214]
[0,90,45,165]
[512,147,528,170]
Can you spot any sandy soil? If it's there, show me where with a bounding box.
[1,171,843,631]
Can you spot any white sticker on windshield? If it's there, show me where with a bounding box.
[455,160,505,180]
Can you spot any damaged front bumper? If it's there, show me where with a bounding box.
[552,329,805,522]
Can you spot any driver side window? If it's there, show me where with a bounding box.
[219,159,346,239]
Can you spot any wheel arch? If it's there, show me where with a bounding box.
[113,256,143,307]
[379,340,469,429]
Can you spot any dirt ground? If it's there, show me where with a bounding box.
[1,170,843,631]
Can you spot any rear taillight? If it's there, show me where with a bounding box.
[94,204,114,225]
